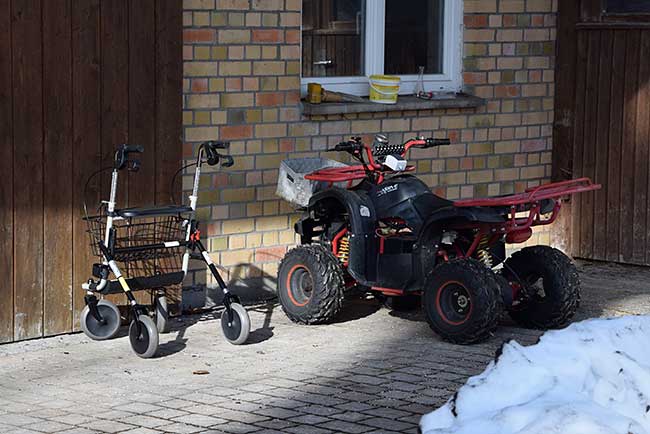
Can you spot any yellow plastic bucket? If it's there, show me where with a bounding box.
[369,75,400,104]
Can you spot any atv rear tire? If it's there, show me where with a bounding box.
[277,244,345,324]
[502,245,580,329]
[423,259,502,345]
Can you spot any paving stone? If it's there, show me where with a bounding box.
[320,419,375,433]
[82,419,135,433]
[0,414,44,427]
[172,414,228,428]
[0,262,643,434]
[120,415,171,428]
[360,416,413,431]
[23,420,73,433]
[287,414,332,425]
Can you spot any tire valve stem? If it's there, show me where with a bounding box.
[337,234,350,265]
[477,235,493,268]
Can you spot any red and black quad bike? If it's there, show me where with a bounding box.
[275,135,601,344]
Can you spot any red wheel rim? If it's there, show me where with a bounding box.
[285,264,313,307]
[435,280,473,326]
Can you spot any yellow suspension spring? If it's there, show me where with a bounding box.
[476,234,493,268]
[337,234,350,264]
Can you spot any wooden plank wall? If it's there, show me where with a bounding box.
[0,0,182,343]
[555,1,650,266]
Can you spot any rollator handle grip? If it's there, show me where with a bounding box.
[114,144,144,170]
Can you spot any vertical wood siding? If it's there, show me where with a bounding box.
[557,22,650,265]
[0,0,182,343]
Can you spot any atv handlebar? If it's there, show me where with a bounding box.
[329,136,450,166]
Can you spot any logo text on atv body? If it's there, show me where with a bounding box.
[377,184,398,197]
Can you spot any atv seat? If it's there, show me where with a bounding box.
[116,205,193,219]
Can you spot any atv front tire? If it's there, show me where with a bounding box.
[502,245,580,329]
[277,244,345,324]
[423,259,502,344]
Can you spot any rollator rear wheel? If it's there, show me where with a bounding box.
[221,302,250,345]
[129,315,159,358]
[154,295,171,334]
[80,299,121,341]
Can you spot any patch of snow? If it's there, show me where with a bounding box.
[421,316,650,434]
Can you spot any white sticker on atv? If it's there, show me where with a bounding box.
[359,205,370,217]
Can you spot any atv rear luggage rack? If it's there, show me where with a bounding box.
[453,178,600,208]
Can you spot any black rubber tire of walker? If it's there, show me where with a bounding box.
[154,295,171,334]
[503,245,580,329]
[277,244,345,325]
[129,315,159,359]
[79,299,121,341]
[221,302,251,345]
[423,259,502,345]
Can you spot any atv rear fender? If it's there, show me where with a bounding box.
[295,188,378,286]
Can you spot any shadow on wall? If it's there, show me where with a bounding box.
[181,261,279,312]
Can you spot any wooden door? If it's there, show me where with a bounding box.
[0,0,182,343]
[554,0,650,266]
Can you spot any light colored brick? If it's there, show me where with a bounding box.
[253,61,285,75]
[465,29,495,42]
[184,0,214,10]
[500,0,525,12]
[185,62,218,76]
[186,126,218,142]
[216,0,249,10]
[252,0,283,10]
[465,0,497,12]
[255,123,287,138]
[187,94,219,109]
[218,29,251,44]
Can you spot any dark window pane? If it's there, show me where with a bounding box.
[302,0,365,78]
[607,0,650,13]
[384,0,444,75]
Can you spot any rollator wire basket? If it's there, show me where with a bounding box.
[84,210,187,277]
[276,157,349,207]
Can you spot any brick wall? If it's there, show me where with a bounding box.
[181,0,558,291]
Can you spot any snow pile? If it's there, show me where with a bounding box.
[421,316,650,434]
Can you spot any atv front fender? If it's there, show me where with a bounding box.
[296,188,378,286]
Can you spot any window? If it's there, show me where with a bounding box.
[301,0,462,96]
[607,0,650,13]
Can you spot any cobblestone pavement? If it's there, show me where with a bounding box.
[1,261,649,434]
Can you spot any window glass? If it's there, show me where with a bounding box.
[302,0,365,77]
[384,0,444,75]
[607,0,650,13]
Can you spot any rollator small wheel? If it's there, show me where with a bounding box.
[154,296,171,334]
[80,299,121,341]
[129,315,159,359]
[220,303,250,345]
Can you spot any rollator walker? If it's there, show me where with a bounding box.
[81,142,250,357]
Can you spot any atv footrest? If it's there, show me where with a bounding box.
[101,271,185,294]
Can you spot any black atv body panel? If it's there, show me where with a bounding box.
[295,174,507,290]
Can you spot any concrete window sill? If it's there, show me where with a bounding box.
[301,93,485,116]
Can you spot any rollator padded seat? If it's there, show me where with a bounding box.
[102,271,185,294]
[116,205,193,218]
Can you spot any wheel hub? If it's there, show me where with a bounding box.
[287,265,314,306]
[436,282,473,325]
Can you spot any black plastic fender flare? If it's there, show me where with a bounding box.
[302,188,378,286]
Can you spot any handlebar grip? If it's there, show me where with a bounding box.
[334,141,362,152]
[220,155,234,168]
[123,144,144,153]
[425,138,451,147]
[114,144,143,170]
[207,140,230,149]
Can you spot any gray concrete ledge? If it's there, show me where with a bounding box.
[301,93,486,116]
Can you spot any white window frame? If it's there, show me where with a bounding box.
[300,0,463,97]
